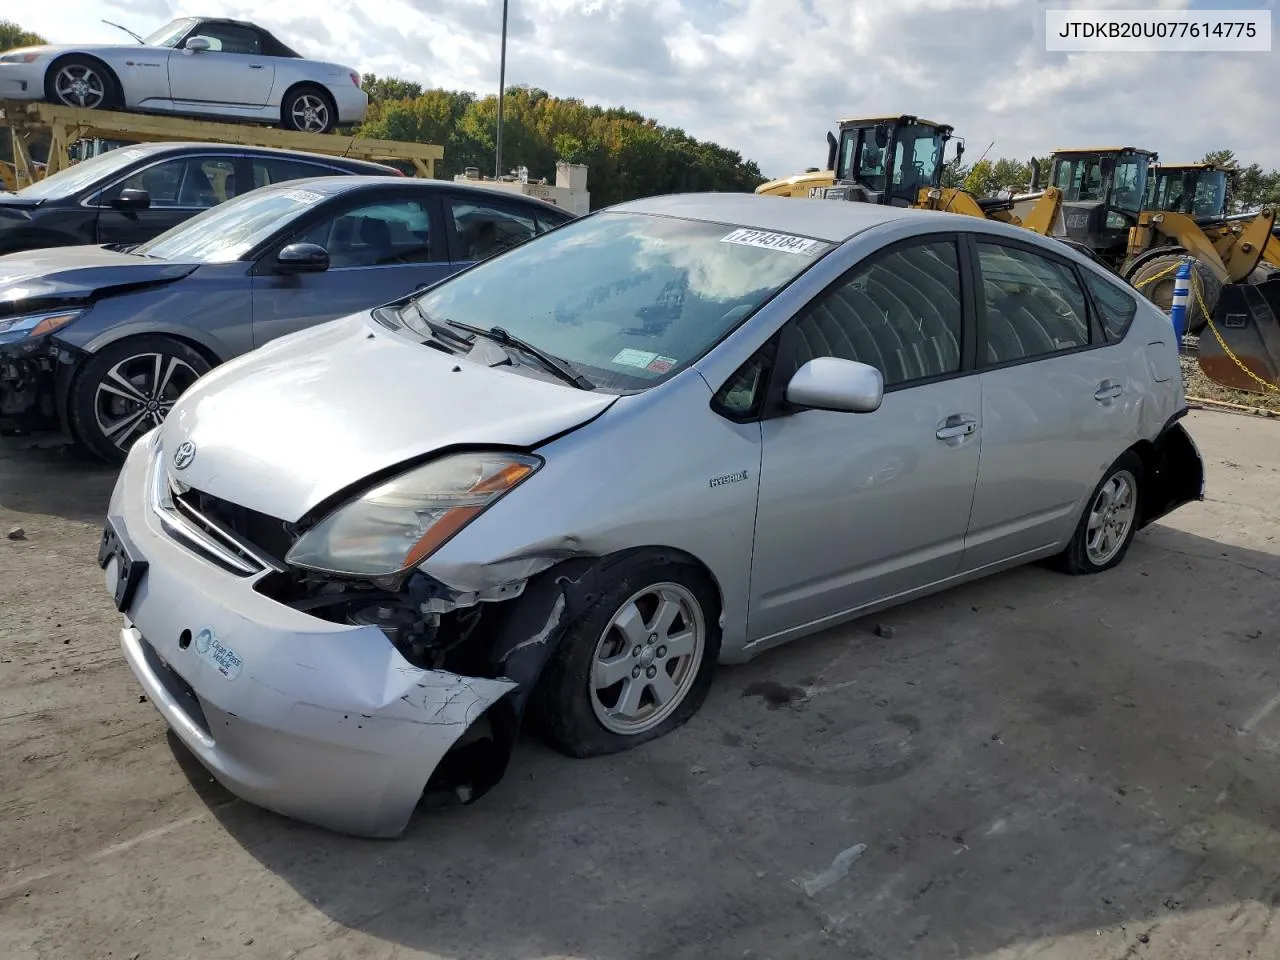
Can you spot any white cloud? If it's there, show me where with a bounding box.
[13,0,1280,180]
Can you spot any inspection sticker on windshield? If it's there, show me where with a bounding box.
[720,228,823,255]
[611,348,659,369]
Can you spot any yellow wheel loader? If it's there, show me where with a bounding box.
[1043,148,1280,393]
[755,115,1065,234]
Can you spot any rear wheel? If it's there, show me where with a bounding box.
[1128,251,1222,335]
[68,336,211,465]
[1053,452,1144,575]
[281,86,336,133]
[45,56,117,110]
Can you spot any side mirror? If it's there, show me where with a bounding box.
[955,139,965,163]
[874,123,890,148]
[184,36,211,53]
[785,357,884,414]
[111,188,150,211]
[275,242,329,274]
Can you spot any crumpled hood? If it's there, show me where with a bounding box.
[157,314,619,522]
[0,245,197,317]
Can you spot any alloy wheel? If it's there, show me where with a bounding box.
[589,582,706,736]
[93,352,200,452]
[1086,469,1137,566]
[291,94,330,133]
[54,65,107,108]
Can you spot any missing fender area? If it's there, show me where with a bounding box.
[253,554,604,816]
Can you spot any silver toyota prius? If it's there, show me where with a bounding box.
[99,193,1206,838]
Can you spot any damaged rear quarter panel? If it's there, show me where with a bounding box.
[421,368,764,661]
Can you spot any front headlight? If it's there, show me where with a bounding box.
[285,451,542,577]
[0,309,81,346]
[0,52,43,64]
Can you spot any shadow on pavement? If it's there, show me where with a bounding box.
[0,438,118,524]
[165,524,1280,959]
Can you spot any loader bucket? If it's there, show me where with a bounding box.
[1198,277,1280,394]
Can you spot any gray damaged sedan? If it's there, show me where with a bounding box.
[99,193,1206,838]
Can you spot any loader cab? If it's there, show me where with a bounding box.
[818,116,959,205]
[1049,146,1157,264]
[1145,163,1231,219]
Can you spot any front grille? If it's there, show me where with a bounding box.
[174,486,295,567]
[148,447,289,577]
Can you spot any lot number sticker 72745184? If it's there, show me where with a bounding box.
[720,228,825,255]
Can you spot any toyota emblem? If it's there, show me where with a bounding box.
[172,440,197,470]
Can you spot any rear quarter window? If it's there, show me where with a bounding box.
[1082,270,1139,341]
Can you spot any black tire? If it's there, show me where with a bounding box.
[44,56,119,111]
[281,86,337,134]
[1053,451,1145,576]
[1128,251,1221,335]
[67,335,211,465]
[534,551,721,758]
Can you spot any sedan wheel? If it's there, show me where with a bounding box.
[535,553,721,758]
[1085,470,1136,566]
[49,60,112,109]
[1054,451,1144,575]
[285,90,333,133]
[68,336,212,465]
[589,582,706,736]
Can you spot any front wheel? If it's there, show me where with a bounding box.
[45,57,117,110]
[1053,452,1144,575]
[67,336,211,465]
[281,87,336,133]
[535,553,721,758]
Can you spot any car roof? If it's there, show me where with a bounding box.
[267,175,577,214]
[609,193,949,243]
[98,141,390,169]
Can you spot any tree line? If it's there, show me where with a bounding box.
[353,76,767,208]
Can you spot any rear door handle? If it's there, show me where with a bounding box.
[936,414,977,442]
[249,64,264,69]
[1094,380,1124,402]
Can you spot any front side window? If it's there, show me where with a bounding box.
[977,242,1092,363]
[187,24,262,54]
[133,184,332,262]
[404,211,833,392]
[1111,153,1150,217]
[786,239,964,388]
[299,199,434,267]
[114,157,236,208]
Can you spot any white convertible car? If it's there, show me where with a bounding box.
[0,16,368,133]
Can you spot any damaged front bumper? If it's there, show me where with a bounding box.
[0,334,73,435]
[101,433,528,839]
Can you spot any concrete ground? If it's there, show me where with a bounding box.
[2,409,1279,960]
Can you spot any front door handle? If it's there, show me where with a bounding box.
[249,64,264,69]
[936,414,977,443]
[1094,380,1124,402]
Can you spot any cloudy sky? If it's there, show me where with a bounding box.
[14,0,1280,180]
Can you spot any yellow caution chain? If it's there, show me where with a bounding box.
[1132,260,1279,395]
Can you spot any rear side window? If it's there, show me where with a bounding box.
[252,157,337,189]
[976,242,1091,364]
[1082,270,1138,341]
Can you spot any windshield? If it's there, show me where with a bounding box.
[134,185,329,262]
[16,146,152,199]
[143,18,196,47]
[405,211,833,391]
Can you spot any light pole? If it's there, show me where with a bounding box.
[495,0,509,179]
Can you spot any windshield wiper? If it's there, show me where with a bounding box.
[401,300,475,351]
[445,320,595,390]
[102,19,145,43]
